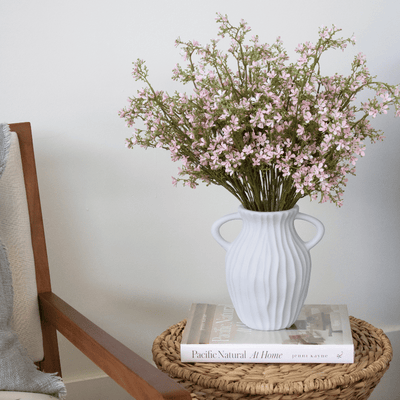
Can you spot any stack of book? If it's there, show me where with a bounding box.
[181,304,354,363]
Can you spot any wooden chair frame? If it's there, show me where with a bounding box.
[9,122,191,400]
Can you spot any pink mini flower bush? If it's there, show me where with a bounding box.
[120,13,400,211]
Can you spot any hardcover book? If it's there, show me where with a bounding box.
[181,304,354,363]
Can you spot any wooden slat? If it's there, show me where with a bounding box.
[9,122,62,375]
[39,292,191,400]
[7,122,191,400]
[9,122,51,293]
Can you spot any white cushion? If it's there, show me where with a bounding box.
[0,131,44,362]
[0,392,58,399]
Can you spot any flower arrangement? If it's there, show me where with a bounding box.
[120,13,400,211]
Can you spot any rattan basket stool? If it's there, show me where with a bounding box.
[153,317,392,400]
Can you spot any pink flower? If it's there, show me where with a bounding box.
[297,54,307,67]
[222,125,232,135]
[303,111,313,123]
[121,17,400,209]
[265,119,274,128]
[297,125,305,136]
[231,115,239,125]
[368,108,378,118]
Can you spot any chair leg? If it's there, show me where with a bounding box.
[37,310,63,376]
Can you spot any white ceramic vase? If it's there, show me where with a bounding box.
[211,205,324,330]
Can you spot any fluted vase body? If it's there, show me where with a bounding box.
[212,205,324,330]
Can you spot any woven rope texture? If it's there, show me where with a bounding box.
[153,317,392,400]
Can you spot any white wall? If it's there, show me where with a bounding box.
[1,0,399,398]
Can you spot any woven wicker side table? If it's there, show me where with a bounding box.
[152,317,392,400]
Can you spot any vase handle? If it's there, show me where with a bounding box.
[211,212,241,251]
[295,212,325,250]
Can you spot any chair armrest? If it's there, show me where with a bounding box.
[38,292,191,400]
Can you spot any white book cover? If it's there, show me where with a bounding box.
[181,304,354,363]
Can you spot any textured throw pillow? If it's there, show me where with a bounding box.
[0,124,66,399]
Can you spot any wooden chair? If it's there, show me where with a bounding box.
[2,122,191,400]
